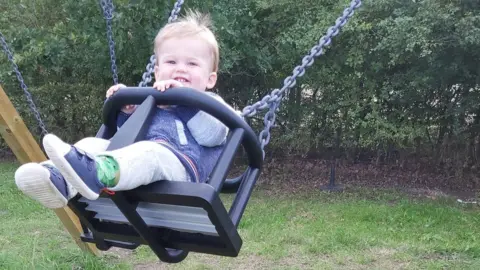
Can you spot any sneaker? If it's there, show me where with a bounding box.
[15,163,77,208]
[43,134,106,200]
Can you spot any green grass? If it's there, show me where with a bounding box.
[1,161,480,269]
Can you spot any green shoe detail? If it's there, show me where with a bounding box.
[95,155,120,188]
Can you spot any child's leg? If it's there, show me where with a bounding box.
[43,134,189,200]
[15,137,110,208]
[105,140,189,191]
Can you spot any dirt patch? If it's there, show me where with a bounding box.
[345,247,410,270]
[133,253,270,270]
[103,247,135,259]
[255,158,479,200]
[129,247,411,270]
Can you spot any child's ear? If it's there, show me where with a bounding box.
[206,72,217,89]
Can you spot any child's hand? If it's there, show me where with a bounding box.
[106,83,127,98]
[153,80,183,92]
[122,104,136,113]
[105,84,135,113]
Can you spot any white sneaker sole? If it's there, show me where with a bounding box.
[15,163,67,209]
[43,134,100,200]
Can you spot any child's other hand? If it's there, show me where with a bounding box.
[106,83,127,98]
[105,84,135,113]
[153,80,183,92]
[122,104,136,114]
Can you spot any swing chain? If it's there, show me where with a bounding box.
[139,55,156,87]
[100,0,119,85]
[242,0,362,158]
[168,0,185,23]
[138,0,185,87]
[0,32,49,136]
[258,104,277,155]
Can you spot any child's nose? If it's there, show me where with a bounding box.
[175,63,187,72]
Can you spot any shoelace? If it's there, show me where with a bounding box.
[44,164,62,180]
[73,147,95,171]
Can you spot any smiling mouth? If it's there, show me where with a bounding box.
[174,77,189,83]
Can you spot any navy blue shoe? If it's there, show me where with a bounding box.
[43,134,106,200]
[15,162,77,208]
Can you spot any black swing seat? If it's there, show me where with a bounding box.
[67,87,263,263]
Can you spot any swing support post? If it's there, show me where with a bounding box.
[0,85,99,256]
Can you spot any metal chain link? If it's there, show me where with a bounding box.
[167,0,185,23]
[0,32,49,136]
[138,0,185,87]
[100,0,119,85]
[241,0,362,158]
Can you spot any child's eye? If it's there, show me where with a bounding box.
[188,62,198,66]
[166,60,176,64]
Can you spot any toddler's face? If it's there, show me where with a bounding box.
[155,36,217,92]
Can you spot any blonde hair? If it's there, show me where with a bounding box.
[154,10,219,72]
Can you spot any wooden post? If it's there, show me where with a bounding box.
[0,85,99,256]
